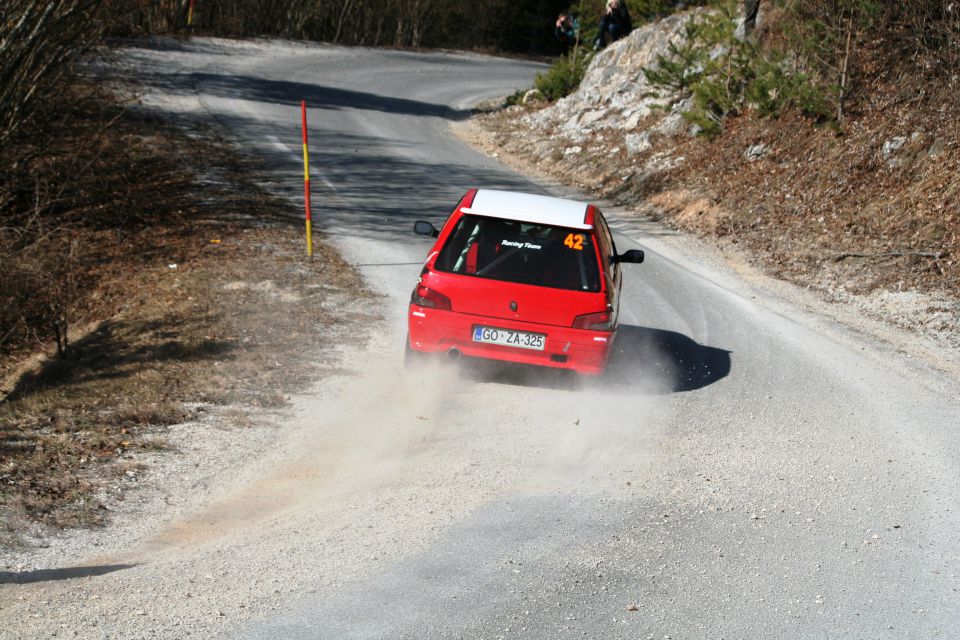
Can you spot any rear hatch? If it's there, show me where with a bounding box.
[425,213,610,328]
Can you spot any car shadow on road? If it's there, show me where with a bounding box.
[459,359,581,390]
[604,325,731,394]
[190,72,471,120]
[458,325,730,394]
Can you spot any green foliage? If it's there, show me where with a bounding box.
[746,53,832,120]
[744,54,792,117]
[505,89,527,107]
[535,50,592,101]
[643,0,834,135]
[685,79,732,135]
[642,20,708,95]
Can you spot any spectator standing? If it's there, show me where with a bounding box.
[594,0,632,50]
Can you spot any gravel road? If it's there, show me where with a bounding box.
[1,38,958,639]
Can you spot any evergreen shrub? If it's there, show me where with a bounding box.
[643,0,833,135]
[535,51,591,101]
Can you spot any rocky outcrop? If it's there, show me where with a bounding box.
[523,13,694,150]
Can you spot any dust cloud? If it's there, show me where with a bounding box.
[134,330,684,568]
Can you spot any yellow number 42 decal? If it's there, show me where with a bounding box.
[563,233,584,250]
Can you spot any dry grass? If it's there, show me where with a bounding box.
[0,79,377,541]
[652,82,959,297]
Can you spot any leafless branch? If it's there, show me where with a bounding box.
[832,250,949,262]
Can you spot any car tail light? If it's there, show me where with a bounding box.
[572,311,613,331]
[410,284,452,311]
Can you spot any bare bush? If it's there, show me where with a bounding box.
[885,0,960,75]
[779,1,960,84]
[0,0,103,143]
[0,220,81,358]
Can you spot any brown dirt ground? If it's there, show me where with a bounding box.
[0,82,375,543]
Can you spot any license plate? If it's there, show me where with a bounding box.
[472,326,545,351]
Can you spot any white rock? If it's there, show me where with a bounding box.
[652,110,687,136]
[522,89,544,105]
[882,136,908,166]
[745,143,768,161]
[928,137,947,157]
[625,133,652,155]
[623,112,642,131]
[530,13,696,134]
[581,110,607,127]
[645,151,684,172]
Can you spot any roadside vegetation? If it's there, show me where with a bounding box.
[0,76,372,539]
[476,0,958,316]
[642,0,832,135]
[645,1,959,299]
[643,0,960,135]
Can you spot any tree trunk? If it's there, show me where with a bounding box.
[837,13,854,121]
[743,0,760,36]
[333,0,353,43]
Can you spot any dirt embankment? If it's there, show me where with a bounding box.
[0,76,373,544]
[461,11,959,355]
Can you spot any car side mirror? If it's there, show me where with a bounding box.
[613,249,644,264]
[414,220,439,238]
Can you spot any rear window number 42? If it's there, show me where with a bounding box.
[564,233,584,250]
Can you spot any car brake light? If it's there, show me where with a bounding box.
[572,311,613,331]
[410,284,452,311]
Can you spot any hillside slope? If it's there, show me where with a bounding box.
[472,8,959,354]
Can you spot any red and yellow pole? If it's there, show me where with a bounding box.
[187,0,195,27]
[301,100,313,258]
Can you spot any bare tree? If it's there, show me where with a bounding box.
[0,0,102,143]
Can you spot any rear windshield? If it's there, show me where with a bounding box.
[434,215,601,292]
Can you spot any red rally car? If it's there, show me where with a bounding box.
[407,188,644,376]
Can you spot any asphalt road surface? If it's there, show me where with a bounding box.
[23,39,960,639]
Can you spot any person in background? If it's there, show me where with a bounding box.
[554,13,580,53]
[594,0,632,50]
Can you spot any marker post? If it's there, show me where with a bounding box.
[187,0,195,27]
[301,100,314,258]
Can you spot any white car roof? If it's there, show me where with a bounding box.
[461,189,593,230]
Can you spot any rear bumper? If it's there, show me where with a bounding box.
[408,305,613,375]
